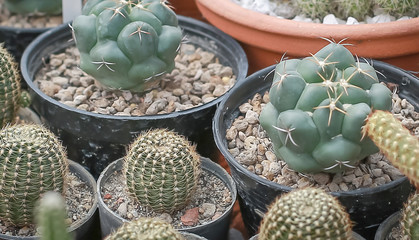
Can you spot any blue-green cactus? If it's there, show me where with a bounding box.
[72,0,183,93]
[4,0,62,15]
[259,41,392,173]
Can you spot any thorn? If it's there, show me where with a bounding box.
[313,91,347,126]
[324,160,356,171]
[107,6,127,19]
[129,23,151,43]
[92,57,116,72]
[272,125,299,147]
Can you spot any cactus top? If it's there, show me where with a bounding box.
[72,0,183,93]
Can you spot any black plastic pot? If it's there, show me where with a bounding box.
[374,211,401,240]
[212,61,418,240]
[97,157,237,240]
[20,15,248,178]
[0,160,99,240]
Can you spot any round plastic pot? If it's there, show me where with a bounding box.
[374,211,401,240]
[20,15,248,178]
[249,232,366,240]
[97,157,237,240]
[0,160,99,240]
[212,61,418,239]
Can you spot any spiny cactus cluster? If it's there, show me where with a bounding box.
[362,110,419,189]
[401,192,419,240]
[4,0,62,15]
[259,40,392,173]
[123,128,201,213]
[374,0,419,16]
[106,217,185,240]
[258,187,353,240]
[72,0,183,93]
[0,44,31,128]
[0,124,69,226]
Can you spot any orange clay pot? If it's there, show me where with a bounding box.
[195,0,419,75]
[170,0,204,21]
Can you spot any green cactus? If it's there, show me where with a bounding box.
[0,124,69,226]
[374,0,419,16]
[4,0,62,15]
[0,44,31,128]
[401,192,419,240]
[258,187,353,240]
[36,191,73,240]
[123,128,200,213]
[105,217,185,240]
[72,0,183,93]
[294,0,333,19]
[362,110,419,189]
[334,0,373,20]
[259,41,392,173]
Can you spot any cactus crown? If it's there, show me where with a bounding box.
[106,217,185,240]
[259,40,392,173]
[0,124,69,226]
[258,187,353,240]
[123,128,201,213]
[4,0,62,15]
[401,192,419,240]
[72,0,183,93]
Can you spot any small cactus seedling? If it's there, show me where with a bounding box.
[0,44,31,128]
[259,40,392,173]
[0,124,69,226]
[258,187,353,240]
[401,192,419,240]
[105,217,185,240]
[72,0,183,93]
[36,191,73,240]
[4,0,62,15]
[123,128,200,213]
[362,110,419,189]
[374,0,419,16]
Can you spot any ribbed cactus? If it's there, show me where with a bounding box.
[401,192,419,240]
[374,0,419,16]
[37,191,73,240]
[4,0,62,15]
[106,217,185,240]
[123,129,200,213]
[258,187,353,240]
[72,0,183,93]
[0,124,69,226]
[0,44,31,128]
[362,110,419,189]
[259,41,392,173]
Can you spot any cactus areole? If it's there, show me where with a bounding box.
[259,41,393,173]
[72,0,183,93]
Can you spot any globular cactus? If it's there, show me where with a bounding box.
[0,44,31,128]
[0,124,69,226]
[36,191,73,240]
[259,41,392,173]
[334,0,373,20]
[123,129,200,213]
[293,0,333,19]
[374,0,419,16]
[258,187,353,240]
[105,217,185,240]
[401,192,419,240]
[362,110,419,189]
[4,0,62,15]
[72,0,183,93]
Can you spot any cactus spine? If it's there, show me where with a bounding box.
[106,217,185,240]
[258,187,353,240]
[362,110,419,189]
[0,124,69,226]
[123,129,200,213]
[401,192,419,240]
[4,0,62,15]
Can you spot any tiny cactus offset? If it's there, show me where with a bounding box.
[4,0,62,15]
[258,187,353,240]
[401,192,419,240]
[72,0,183,93]
[123,128,201,213]
[0,124,69,226]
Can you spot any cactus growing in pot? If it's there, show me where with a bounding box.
[4,0,62,15]
[71,0,183,93]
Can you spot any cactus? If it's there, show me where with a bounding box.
[0,124,69,226]
[374,0,419,16]
[106,217,185,240]
[401,192,419,240]
[4,0,62,15]
[259,41,392,173]
[362,110,419,189]
[72,0,183,93]
[36,191,73,240]
[293,0,333,19]
[334,0,373,20]
[123,128,200,213]
[258,187,353,240]
[0,44,31,128]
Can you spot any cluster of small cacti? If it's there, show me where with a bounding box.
[4,0,62,15]
[259,41,392,173]
[258,187,353,240]
[374,0,419,16]
[123,128,201,213]
[36,191,73,240]
[401,192,419,240]
[105,217,185,240]
[72,0,183,93]
[0,124,69,226]
[0,43,31,128]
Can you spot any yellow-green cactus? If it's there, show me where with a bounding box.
[4,0,62,15]
[401,192,419,240]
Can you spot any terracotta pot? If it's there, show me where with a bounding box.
[170,0,204,21]
[195,0,419,75]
